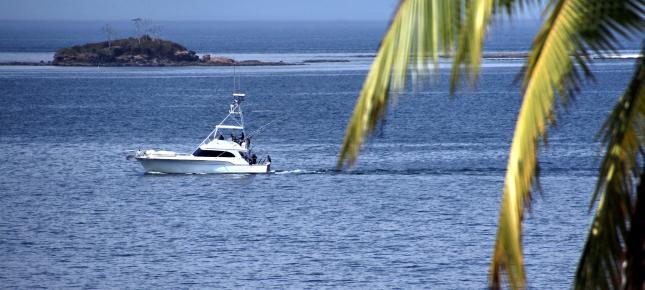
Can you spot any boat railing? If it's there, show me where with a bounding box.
[193,95,246,154]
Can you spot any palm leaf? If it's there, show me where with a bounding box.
[490,1,586,287]
[337,0,497,168]
[575,49,645,290]
[451,0,493,92]
[490,0,643,289]
[337,0,643,288]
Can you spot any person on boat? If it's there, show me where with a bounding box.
[217,134,224,140]
[231,133,243,145]
[251,154,257,165]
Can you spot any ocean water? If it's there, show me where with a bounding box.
[0,21,641,288]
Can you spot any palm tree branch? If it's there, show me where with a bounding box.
[450,0,494,92]
[490,0,643,287]
[575,48,645,290]
[490,1,582,288]
[338,0,500,168]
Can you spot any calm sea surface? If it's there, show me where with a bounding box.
[0,21,640,289]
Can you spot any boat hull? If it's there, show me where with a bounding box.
[136,158,269,174]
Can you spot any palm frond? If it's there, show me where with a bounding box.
[625,170,645,290]
[490,0,644,288]
[338,0,498,168]
[490,1,583,287]
[575,49,645,290]
[451,0,493,91]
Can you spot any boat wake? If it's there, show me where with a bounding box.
[271,167,595,176]
[271,167,502,176]
[271,167,499,176]
[272,169,328,175]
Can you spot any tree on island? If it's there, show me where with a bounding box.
[146,25,164,42]
[131,18,147,44]
[337,1,644,289]
[131,18,163,43]
[100,24,115,49]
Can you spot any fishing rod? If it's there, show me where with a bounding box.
[247,116,287,139]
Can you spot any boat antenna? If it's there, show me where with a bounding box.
[233,65,237,93]
[232,65,242,93]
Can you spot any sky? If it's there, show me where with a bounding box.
[0,0,399,21]
[0,0,542,21]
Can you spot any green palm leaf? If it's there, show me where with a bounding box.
[490,0,643,288]
[490,1,584,287]
[337,0,643,289]
[575,50,645,290]
[451,0,493,91]
[337,0,495,168]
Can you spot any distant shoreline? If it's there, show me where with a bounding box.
[47,35,309,67]
[0,51,639,67]
[0,59,357,67]
[0,61,53,66]
[353,52,643,60]
[0,34,364,67]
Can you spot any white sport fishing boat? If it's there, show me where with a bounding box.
[133,93,271,174]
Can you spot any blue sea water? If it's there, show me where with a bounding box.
[0,19,545,53]
[0,21,641,288]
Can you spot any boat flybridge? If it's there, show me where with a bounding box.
[133,93,271,174]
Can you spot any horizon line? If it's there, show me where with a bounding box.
[0,18,392,22]
[0,17,544,22]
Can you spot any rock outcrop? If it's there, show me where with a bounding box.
[53,35,200,66]
[52,35,291,67]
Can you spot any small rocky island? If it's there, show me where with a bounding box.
[52,35,289,66]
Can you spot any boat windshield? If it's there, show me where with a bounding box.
[193,149,235,158]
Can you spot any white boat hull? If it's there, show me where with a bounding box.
[136,157,270,174]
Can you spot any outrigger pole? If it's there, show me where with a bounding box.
[192,67,247,154]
